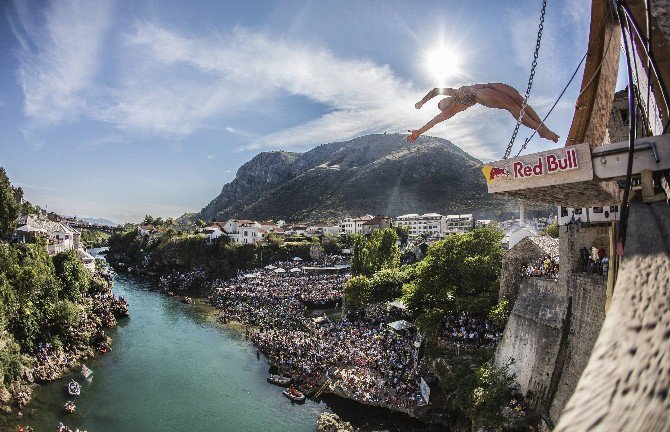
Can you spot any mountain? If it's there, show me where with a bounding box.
[197,134,547,222]
[78,217,120,227]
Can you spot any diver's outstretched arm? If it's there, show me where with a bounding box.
[415,88,456,109]
[407,102,468,142]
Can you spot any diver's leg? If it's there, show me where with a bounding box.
[477,89,559,142]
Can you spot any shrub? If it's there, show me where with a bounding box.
[343,275,371,309]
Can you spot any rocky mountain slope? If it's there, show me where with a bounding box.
[197,134,546,222]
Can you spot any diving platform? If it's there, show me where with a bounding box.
[483,134,670,208]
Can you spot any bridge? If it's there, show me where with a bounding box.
[486,1,670,430]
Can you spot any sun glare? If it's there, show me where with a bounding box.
[425,45,461,85]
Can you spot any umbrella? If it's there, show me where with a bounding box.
[274,268,287,273]
[290,268,302,273]
[389,320,414,331]
[265,265,277,270]
[292,257,304,261]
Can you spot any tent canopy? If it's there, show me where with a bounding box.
[265,264,277,270]
[388,320,414,331]
[274,268,287,273]
[292,257,303,261]
[289,267,302,273]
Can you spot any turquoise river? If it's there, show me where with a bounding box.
[14,251,424,432]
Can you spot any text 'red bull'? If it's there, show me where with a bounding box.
[513,148,578,178]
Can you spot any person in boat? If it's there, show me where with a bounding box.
[407,83,559,143]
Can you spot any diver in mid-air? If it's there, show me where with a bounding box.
[407,83,559,143]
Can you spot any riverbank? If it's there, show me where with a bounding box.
[15,274,426,432]
[0,258,129,430]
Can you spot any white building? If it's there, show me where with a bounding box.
[445,214,474,235]
[506,227,537,250]
[202,223,226,242]
[305,224,340,236]
[340,215,373,235]
[16,215,82,255]
[558,206,619,225]
[259,221,285,235]
[475,219,494,228]
[393,213,445,236]
[77,249,96,273]
[360,216,392,235]
[222,220,264,244]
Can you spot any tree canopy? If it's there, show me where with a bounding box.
[404,228,504,333]
[0,168,20,240]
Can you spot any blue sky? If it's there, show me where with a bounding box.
[0,0,624,223]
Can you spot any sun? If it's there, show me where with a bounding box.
[425,45,461,85]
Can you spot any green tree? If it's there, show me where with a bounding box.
[545,221,559,238]
[369,268,404,303]
[395,225,409,245]
[368,228,400,272]
[53,250,92,302]
[350,234,370,276]
[488,298,510,328]
[343,275,371,309]
[406,228,504,335]
[0,168,20,240]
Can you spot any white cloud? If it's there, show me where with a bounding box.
[11,0,114,126]
[104,23,493,155]
[11,9,534,161]
[225,126,258,139]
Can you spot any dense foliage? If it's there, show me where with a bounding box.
[403,228,504,335]
[107,228,327,288]
[350,229,399,276]
[0,168,20,240]
[544,222,559,238]
[0,243,100,383]
[435,358,518,429]
[80,229,111,248]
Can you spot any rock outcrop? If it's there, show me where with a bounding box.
[316,412,355,432]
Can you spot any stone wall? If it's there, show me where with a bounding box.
[495,225,608,425]
[548,273,607,421]
[495,277,566,408]
[555,201,670,431]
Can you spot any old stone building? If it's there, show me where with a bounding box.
[495,224,608,425]
[499,235,558,305]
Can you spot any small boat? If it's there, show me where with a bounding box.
[267,374,291,386]
[67,379,81,397]
[282,386,306,403]
[81,364,93,379]
[182,296,192,304]
[63,400,76,413]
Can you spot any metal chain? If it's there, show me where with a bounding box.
[503,0,547,159]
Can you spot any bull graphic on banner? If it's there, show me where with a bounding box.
[482,163,510,184]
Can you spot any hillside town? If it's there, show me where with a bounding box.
[136,210,555,249]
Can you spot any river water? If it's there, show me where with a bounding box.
[16,251,425,432]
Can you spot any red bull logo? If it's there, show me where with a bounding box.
[482,164,509,184]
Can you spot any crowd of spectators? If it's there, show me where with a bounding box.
[33,284,128,381]
[209,260,425,409]
[253,306,423,408]
[579,247,609,277]
[443,313,499,348]
[522,255,559,279]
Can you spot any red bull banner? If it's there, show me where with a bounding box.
[482,143,593,194]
